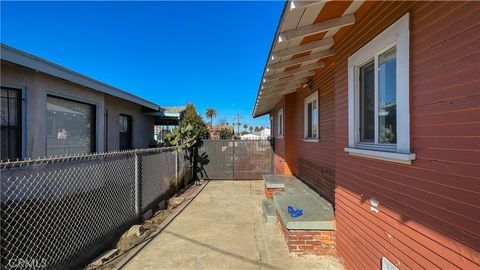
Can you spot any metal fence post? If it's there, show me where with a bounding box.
[134,152,141,220]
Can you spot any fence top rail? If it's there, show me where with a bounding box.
[202,139,271,141]
[0,146,187,169]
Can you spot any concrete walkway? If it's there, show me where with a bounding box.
[122,180,343,270]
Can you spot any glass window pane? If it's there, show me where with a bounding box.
[8,98,18,125]
[47,96,95,156]
[0,88,22,161]
[378,47,397,144]
[278,113,283,136]
[312,101,318,138]
[280,115,283,135]
[307,102,313,138]
[359,60,375,142]
[119,114,132,150]
[1,97,7,126]
[119,115,126,132]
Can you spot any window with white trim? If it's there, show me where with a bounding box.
[304,91,318,140]
[277,108,284,138]
[345,13,415,164]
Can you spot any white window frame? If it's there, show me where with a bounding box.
[345,13,415,164]
[277,108,284,138]
[304,91,319,141]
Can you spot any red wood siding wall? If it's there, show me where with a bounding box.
[271,95,296,175]
[284,93,296,175]
[267,1,480,269]
[271,99,286,174]
[293,64,336,204]
[333,2,480,269]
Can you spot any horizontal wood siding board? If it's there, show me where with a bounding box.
[335,165,480,238]
[335,155,480,207]
[293,64,336,204]
[271,99,286,174]
[336,192,468,269]
[284,93,296,174]
[331,1,480,268]
[336,188,480,269]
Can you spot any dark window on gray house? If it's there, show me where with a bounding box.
[119,114,132,150]
[46,95,96,156]
[1,87,22,161]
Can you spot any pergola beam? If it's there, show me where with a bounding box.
[260,84,304,99]
[279,15,355,42]
[262,77,309,89]
[290,1,326,10]
[260,85,298,95]
[264,62,324,81]
[268,49,334,70]
[263,70,315,85]
[272,38,333,59]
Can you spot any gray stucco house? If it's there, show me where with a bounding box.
[0,44,171,160]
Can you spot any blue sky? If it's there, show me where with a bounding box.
[1,1,284,128]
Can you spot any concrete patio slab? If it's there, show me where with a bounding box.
[121,180,343,270]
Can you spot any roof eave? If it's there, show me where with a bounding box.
[1,43,160,110]
[252,0,290,118]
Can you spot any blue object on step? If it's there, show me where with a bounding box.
[288,205,295,214]
[291,208,303,218]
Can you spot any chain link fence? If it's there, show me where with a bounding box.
[0,146,193,269]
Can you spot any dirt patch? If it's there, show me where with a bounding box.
[84,181,205,270]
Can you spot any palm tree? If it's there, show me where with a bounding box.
[243,124,248,132]
[249,126,253,133]
[205,108,217,126]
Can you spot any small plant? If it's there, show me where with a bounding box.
[164,124,197,148]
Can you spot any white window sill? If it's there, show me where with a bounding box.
[344,147,415,164]
[303,138,319,142]
[276,136,284,139]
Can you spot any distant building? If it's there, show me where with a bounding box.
[240,134,260,140]
[253,128,270,140]
[149,106,186,142]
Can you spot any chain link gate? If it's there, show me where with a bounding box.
[197,140,273,180]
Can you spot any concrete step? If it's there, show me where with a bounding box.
[273,192,335,230]
[262,199,276,224]
[263,174,297,189]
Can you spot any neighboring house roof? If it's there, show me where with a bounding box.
[1,43,159,110]
[162,106,187,117]
[144,106,186,119]
[253,1,363,117]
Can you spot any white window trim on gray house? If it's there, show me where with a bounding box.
[345,13,415,164]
